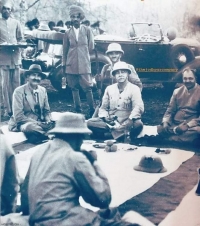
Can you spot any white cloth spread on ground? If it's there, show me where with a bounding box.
[15,143,194,211]
[1,122,157,146]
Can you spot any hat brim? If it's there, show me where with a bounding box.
[133,165,167,173]
[106,50,124,55]
[47,127,92,134]
[24,70,46,79]
[112,68,131,76]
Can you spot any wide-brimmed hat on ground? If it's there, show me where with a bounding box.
[69,5,85,20]
[112,61,131,76]
[24,64,46,79]
[48,112,92,134]
[106,43,124,55]
[134,155,167,173]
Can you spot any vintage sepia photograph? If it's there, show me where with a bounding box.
[0,0,200,225]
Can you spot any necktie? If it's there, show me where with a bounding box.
[34,91,41,119]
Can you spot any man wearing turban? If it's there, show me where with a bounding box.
[0,0,23,117]
[62,5,95,117]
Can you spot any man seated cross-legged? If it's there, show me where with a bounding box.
[87,61,144,141]
[157,67,200,147]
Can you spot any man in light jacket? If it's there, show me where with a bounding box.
[0,0,23,116]
[88,61,144,141]
[8,64,53,144]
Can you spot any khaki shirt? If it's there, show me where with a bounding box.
[99,82,144,123]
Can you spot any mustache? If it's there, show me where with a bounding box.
[32,79,41,82]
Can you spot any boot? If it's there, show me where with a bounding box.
[72,90,82,113]
[85,89,95,117]
[195,167,200,196]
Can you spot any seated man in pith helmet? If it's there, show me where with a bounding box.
[8,64,54,144]
[157,67,200,146]
[96,42,142,98]
[88,61,144,141]
[21,112,142,226]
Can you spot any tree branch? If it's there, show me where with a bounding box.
[27,0,40,11]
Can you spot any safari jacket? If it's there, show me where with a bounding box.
[62,25,94,74]
[99,82,144,123]
[8,83,51,131]
[21,139,111,226]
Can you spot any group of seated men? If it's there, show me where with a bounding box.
[7,42,200,146]
[1,42,200,225]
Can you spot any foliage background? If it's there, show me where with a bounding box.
[5,0,200,39]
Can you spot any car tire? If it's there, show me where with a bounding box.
[170,44,195,70]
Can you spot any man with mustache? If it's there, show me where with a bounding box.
[97,43,142,98]
[0,0,23,117]
[88,61,144,141]
[157,67,200,145]
[8,64,53,144]
[62,5,95,117]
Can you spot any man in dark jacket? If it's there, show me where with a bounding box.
[62,5,95,116]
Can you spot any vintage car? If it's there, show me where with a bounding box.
[22,22,200,91]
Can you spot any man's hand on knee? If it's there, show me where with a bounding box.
[174,121,189,134]
[162,122,171,134]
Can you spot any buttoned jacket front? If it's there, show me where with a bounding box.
[99,82,144,123]
[62,25,94,74]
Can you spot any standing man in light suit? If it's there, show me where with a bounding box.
[0,0,23,117]
[62,5,95,117]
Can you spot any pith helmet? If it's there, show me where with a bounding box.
[112,61,131,76]
[134,155,167,173]
[106,43,124,55]
[48,112,92,134]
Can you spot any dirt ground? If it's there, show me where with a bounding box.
[1,80,173,125]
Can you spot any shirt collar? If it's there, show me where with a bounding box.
[28,83,39,94]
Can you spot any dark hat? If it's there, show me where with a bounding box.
[24,64,46,79]
[48,112,92,134]
[134,155,167,173]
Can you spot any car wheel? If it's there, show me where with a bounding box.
[170,45,195,70]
